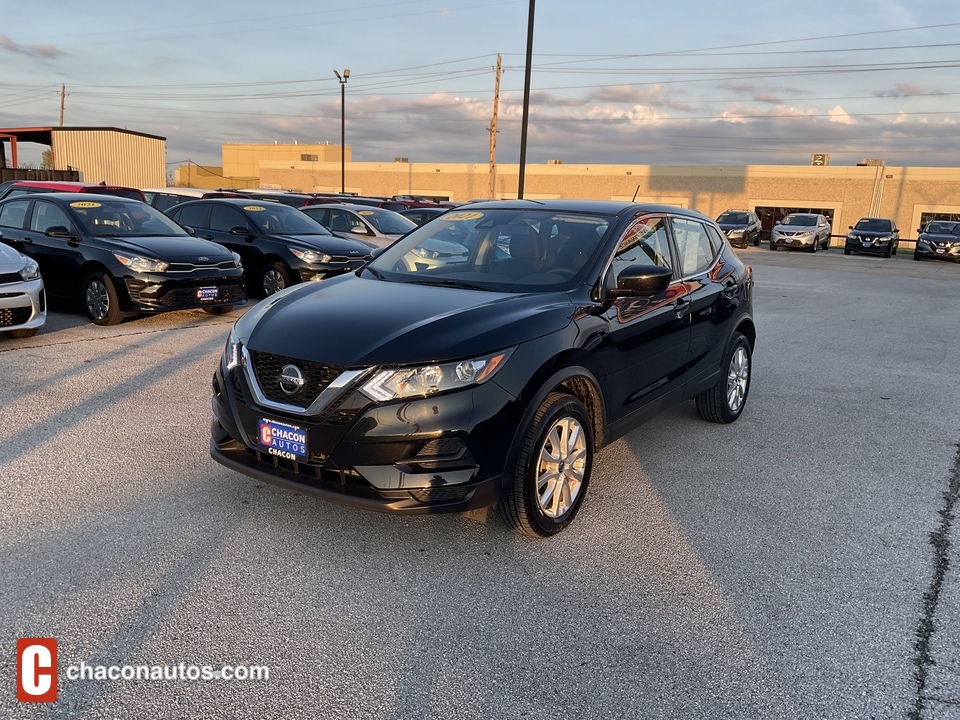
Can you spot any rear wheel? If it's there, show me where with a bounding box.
[695,333,751,424]
[83,271,123,326]
[498,392,593,537]
[4,327,38,339]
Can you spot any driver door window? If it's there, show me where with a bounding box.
[607,216,674,291]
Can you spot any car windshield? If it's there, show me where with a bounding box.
[354,207,417,235]
[925,221,960,234]
[854,218,892,232]
[717,212,749,224]
[69,198,190,237]
[781,215,817,226]
[366,208,612,293]
[243,204,332,235]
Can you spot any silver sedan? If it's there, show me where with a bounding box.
[0,239,46,339]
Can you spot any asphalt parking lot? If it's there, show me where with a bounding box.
[2,247,959,719]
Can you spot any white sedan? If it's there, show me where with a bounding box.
[0,238,46,339]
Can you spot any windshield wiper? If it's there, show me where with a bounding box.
[364,266,386,280]
[406,278,489,291]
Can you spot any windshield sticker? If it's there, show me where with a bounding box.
[442,211,483,222]
[358,210,375,216]
[243,205,266,212]
[70,201,101,208]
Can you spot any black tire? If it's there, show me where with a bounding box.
[4,327,38,339]
[914,251,922,261]
[884,243,893,258]
[259,262,292,296]
[753,234,760,247]
[498,392,594,537]
[769,242,777,251]
[202,305,234,315]
[809,240,817,253]
[844,248,852,256]
[695,333,751,424]
[83,271,123,326]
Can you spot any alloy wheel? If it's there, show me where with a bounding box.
[262,269,286,295]
[726,346,749,413]
[536,416,587,518]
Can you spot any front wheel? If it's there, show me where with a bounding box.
[498,392,594,537]
[844,248,852,256]
[913,251,922,261]
[259,262,291,296]
[695,333,751,424]
[83,271,123,326]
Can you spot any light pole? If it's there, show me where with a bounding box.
[333,69,350,193]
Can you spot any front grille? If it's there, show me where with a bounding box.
[0,292,25,299]
[38,290,45,312]
[0,272,22,285]
[167,261,237,272]
[0,307,31,327]
[126,278,146,303]
[159,284,244,307]
[245,447,371,488]
[251,351,346,406]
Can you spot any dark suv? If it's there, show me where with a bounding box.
[844,217,899,257]
[166,199,374,296]
[716,210,761,247]
[210,201,755,537]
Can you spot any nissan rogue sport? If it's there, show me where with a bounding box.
[210,201,756,536]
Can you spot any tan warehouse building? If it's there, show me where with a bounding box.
[257,157,960,241]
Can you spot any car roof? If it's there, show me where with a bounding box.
[1,191,141,202]
[462,198,713,221]
[11,180,135,191]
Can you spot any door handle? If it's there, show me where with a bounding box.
[673,297,690,318]
[721,280,738,298]
[202,234,214,240]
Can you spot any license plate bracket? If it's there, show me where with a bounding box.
[258,418,308,460]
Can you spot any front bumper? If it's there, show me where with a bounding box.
[122,268,245,312]
[209,354,522,514]
[915,243,960,261]
[845,238,892,255]
[0,277,46,332]
[297,260,365,283]
[771,234,816,249]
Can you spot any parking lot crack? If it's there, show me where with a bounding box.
[910,441,960,720]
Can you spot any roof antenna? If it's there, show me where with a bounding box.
[631,185,640,202]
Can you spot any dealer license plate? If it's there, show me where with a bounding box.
[258,418,307,460]
[862,242,872,247]
[197,286,219,301]
[936,249,946,254]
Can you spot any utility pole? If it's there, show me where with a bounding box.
[487,55,502,200]
[59,84,65,126]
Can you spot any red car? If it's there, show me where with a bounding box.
[0,181,145,202]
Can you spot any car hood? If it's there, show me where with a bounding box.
[0,242,27,274]
[773,224,817,232]
[94,235,235,263]
[717,222,748,231]
[271,233,372,257]
[237,273,575,367]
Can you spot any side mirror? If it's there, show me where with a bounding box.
[350,226,370,235]
[917,228,923,234]
[182,225,197,236]
[848,225,853,230]
[44,225,76,240]
[610,264,672,298]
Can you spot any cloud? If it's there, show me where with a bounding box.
[828,106,856,125]
[587,84,692,113]
[440,7,451,19]
[873,83,937,98]
[0,35,67,59]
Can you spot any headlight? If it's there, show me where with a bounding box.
[224,327,242,371]
[19,256,41,281]
[361,349,514,401]
[727,228,744,236]
[846,233,856,240]
[917,238,930,246]
[291,248,332,264]
[231,252,243,268]
[411,247,440,259]
[113,252,169,273]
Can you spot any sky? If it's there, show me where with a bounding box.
[3,0,960,175]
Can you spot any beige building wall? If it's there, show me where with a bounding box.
[258,160,960,242]
[223,143,350,181]
[51,128,165,187]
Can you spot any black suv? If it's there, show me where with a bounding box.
[210,201,755,536]
[0,193,244,325]
[166,199,374,296]
[844,217,899,257]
